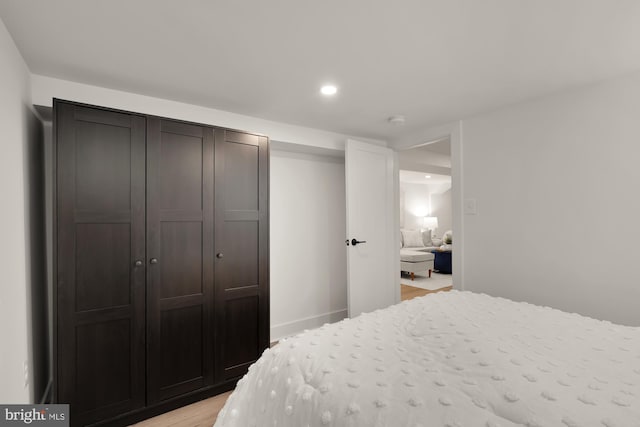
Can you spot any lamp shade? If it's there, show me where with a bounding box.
[423,216,438,230]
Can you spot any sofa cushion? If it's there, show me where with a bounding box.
[400,249,435,262]
[401,229,423,248]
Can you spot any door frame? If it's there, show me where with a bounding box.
[393,121,464,290]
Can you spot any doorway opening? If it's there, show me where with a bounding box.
[398,137,453,300]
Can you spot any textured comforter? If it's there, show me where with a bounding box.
[214,291,640,427]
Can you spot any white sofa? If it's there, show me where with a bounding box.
[400,249,434,280]
[400,229,439,280]
[400,229,454,278]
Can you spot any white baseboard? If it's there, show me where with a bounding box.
[270,309,348,342]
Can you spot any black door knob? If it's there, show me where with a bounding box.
[150,258,158,264]
[216,253,224,259]
[134,260,143,267]
[351,238,367,246]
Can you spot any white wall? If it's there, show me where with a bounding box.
[400,181,452,237]
[400,182,431,230]
[462,72,640,326]
[0,16,41,403]
[432,188,452,237]
[270,150,347,340]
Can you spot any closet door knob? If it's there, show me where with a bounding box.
[216,253,224,259]
[150,258,158,264]
[134,260,143,267]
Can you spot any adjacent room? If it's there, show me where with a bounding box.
[399,139,453,297]
[1,1,639,426]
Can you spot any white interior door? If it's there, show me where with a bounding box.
[346,139,398,317]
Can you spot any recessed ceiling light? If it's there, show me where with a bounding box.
[320,85,337,96]
[425,175,431,179]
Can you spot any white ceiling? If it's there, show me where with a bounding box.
[399,170,450,185]
[418,138,450,156]
[398,138,451,176]
[2,0,640,144]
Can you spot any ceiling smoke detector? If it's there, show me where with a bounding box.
[388,115,405,126]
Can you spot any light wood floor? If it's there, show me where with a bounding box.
[131,391,231,427]
[400,283,452,300]
[131,284,450,426]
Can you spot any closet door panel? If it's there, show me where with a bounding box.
[74,122,131,211]
[159,130,203,211]
[159,306,204,385]
[56,102,146,426]
[223,221,259,288]
[214,130,269,381]
[159,221,203,298]
[222,141,259,211]
[75,223,131,310]
[224,297,259,369]
[147,118,215,403]
[75,319,132,413]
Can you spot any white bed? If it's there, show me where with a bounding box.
[214,291,640,427]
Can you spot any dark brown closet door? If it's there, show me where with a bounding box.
[214,130,269,381]
[56,102,146,425]
[146,118,215,403]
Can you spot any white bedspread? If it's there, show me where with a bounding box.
[214,291,640,427]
